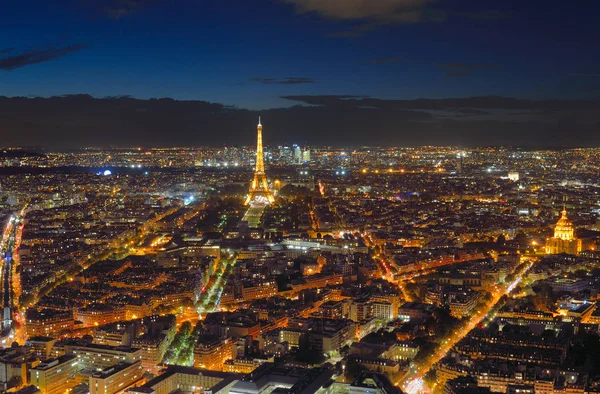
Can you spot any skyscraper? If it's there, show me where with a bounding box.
[293,144,302,165]
[245,118,274,205]
[302,149,311,164]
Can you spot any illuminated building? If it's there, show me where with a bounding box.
[76,305,125,327]
[26,309,74,338]
[293,144,302,165]
[65,343,142,371]
[245,118,274,205]
[302,149,310,163]
[241,281,278,302]
[193,337,236,371]
[222,358,262,374]
[126,366,240,394]
[508,171,519,181]
[30,355,78,394]
[545,206,582,255]
[89,361,143,394]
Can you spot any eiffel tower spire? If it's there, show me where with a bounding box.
[245,118,274,205]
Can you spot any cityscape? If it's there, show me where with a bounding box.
[2,1,600,394]
[0,121,599,394]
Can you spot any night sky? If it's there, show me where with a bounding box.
[1,0,599,148]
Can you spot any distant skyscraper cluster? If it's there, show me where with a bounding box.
[278,144,310,166]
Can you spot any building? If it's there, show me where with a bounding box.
[545,206,582,255]
[320,300,345,319]
[241,282,278,302]
[89,361,143,394]
[302,149,311,164]
[126,366,240,394]
[77,304,126,327]
[543,278,591,293]
[93,323,134,347]
[372,302,393,321]
[398,302,435,322]
[245,118,274,205]
[30,355,78,394]
[449,291,481,319]
[508,172,520,182]
[310,319,355,353]
[193,337,236,371]
[133,333,171,374]
[0,347,38,392]
[65,343,143,371]
[350,299,372,322]
[25,309,74,338]
[229,363,334,394]
[223,358,264,374]
[293,144,302,165]
[443,376,491,394]
[348,372,403,394]
[26,336,56,361]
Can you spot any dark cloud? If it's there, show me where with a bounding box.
[250,77,317,85]
[460,10,512,20]
[0,94,598,149]
[0,48,15,55]
[280,95,600,111]
[0,44,87,71]
[282,0,446,37]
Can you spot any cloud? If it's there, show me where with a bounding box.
[461,10,512,20]
[250,77,317,85]
[569,74,600,78]
[0,48,15,55]
[281,0,433,20]
[281,0,445,36]
[280,95,600,111]
[0,44,87,71]
[0,94,599,148]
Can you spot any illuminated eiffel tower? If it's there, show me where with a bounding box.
[245,117,274,205]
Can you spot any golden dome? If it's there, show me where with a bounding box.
[554,207,574,240]
[556,208,572,227]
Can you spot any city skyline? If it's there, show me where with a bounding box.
[1,94,600,149]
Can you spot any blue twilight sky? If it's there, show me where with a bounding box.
[0,0,599,110]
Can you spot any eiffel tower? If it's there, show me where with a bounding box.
[245,117,274,205]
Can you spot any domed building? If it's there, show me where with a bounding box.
[545,205,582,255]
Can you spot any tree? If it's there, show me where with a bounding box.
[344,358,365,380]
[296,333,325,365]
[19,293,34,308]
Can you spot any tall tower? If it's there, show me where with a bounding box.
[245,117,275,205]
